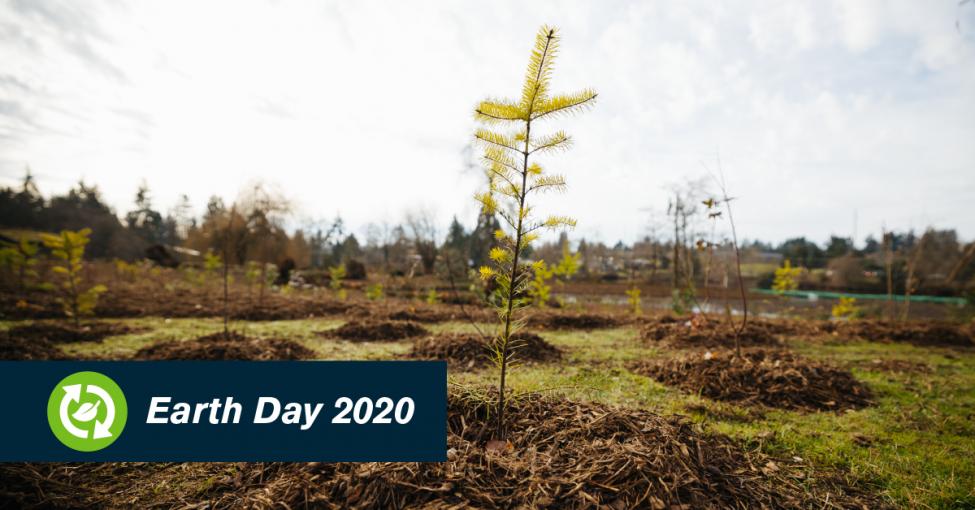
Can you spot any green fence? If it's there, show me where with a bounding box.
[752,288,968,306]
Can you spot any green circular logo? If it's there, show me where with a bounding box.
[47,371,127,452]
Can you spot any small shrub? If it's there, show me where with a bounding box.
[40,228,107,328]
[0,236,41,289]
[329,264,347,300]
[671,288,695,315]
[113,259,139,283]
[772,260,802,292]
[528,248,580,307]
[832,296,862,320]
[366,283,385,301]
[625,287,642,316]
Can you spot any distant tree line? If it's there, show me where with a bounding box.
[2,172,973,295]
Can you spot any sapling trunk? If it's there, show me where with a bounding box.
[222,205,237,337]
[883,229,894,321]
[902,230,929,322]
[726,199,746,358]
[708,162,746,358]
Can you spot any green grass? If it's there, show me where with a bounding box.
[6,317,974,508]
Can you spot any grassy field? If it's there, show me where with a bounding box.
[4,317,974,508]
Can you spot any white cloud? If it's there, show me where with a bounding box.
[0,0,973,246]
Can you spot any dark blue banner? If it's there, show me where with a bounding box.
[0,361,446,462]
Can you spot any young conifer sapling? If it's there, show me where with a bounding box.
[474,25,596,439]
[41,229,107,330]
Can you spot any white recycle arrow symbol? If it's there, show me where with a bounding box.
[86,384,115,439]
[60,384,89,439]
[59,383,116,440]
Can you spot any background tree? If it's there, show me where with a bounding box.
[473,25,596,439]
[406,207,439,275]
[239,182,291,306]
[125,183,166,246]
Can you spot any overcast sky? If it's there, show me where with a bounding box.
[1,0,973,246]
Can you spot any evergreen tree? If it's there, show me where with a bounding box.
[125,183,166,245]
[474,25,596,438]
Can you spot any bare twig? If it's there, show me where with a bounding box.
[442,251,490,341]
[703,156,747,358]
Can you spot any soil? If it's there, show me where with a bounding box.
[0,335,69,360]
[323,320,431,342]
[132,331,317,360]
[0,390,883,509]
[381,305,462,324]
[631,348,873,412]
[229,299,358,321]
[4,321,139,344]
[825,320,974,347]
[527,311,622,330]
[0,287,357,321]
[408,332,561,369]
[641,315,785,349]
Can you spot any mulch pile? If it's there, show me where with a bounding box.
[132,331,317,360]
[825,320,973,347]
[0,389,883,509]
[323,320,430,342]
[528,311,621,330]
[4,321,138,344]
[632,349,873,412]
[408,332,561,369]
[0,335,68,360]
[641,316,784,349]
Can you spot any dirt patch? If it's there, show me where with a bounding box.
[408,332,561,369]
[230,299,358,321]
[133,331,317,360]
[0,335,69,360]
[631,348,873,412]
[825,320,973,347]
[683,402,765,423]
[642,316,784,349]
[323,320,430,342]
[856,358,933,374]
[0,287,357,321]
[528,311,622,330]
[0,390,882,509]
[385,307,455,323]
[4,321,139,344]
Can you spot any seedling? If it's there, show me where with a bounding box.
[113,259,138,284]
[473,25,596,438]
[832,296,862,320]
[0,236,40,290]
[704,158,748,357]
[245,261,261,297]
[625,287,642,316]
[425,288,440,305]
[772,260,801,292]
[527,248,580,307]
[41,228,107,329]
[527,262,555,307]
[365,283,385,301]
[329,264,347,300]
